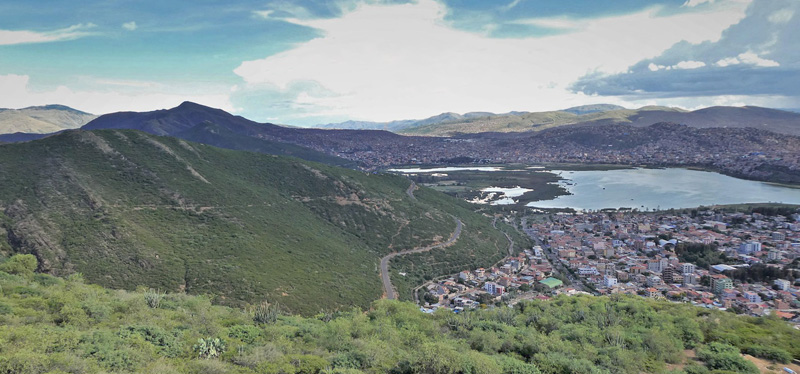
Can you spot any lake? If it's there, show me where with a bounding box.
[527,168,800,210]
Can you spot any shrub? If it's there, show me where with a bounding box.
[0,254,38,277]
[144,288,165,309]
[194,337,226,359]
[697,343,759,374]
[253,301,281,324]
[742,345,792,364]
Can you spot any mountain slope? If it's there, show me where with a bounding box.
[399,105,800,136]
[82,101,358,167]
[0,130,514,313]
[0,105,96,134]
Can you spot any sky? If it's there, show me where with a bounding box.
[0,0,797,126]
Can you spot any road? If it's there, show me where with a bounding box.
[492,216,514,256]
[406,181,417,200]
[381,217,463,300]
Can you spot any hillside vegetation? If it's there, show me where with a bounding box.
[1,260,798,374]
[0,130,516,313]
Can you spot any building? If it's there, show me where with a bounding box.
[539,277,564,290]
[681,263,696,275]
[682,273,697,286]
[603,276,618,288]
[774,279,791,291]
[711,275,734,294]
[646,288,660,298]
[662,266,676,284]
[767,250,781,261]
[738,242,762,254]
[771,232,786,241]
[484,282,505,295]
[743,291,761,303]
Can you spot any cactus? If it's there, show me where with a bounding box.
[253,301,281,324]
[193,337,226,359]
[144,288,164,309]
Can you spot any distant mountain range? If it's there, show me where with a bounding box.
[0,105,96,134]
[314,104,800,137]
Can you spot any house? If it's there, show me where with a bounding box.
[604,276,618,288]
[646,288,661,298]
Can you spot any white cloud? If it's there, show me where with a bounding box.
[768,8,794,23]
[0,23,96,46]
[736,51,779,66]
[683,0,715,7]
[234,0,748,122]
[0,74,233,115]
[674,60,706,69]
[122,21,137,31]
[716,52,779,67]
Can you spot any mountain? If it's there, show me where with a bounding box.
[0,129,516,313]
[0,105,96,134]
[399,105,800,136]
[82,101,358,167]
[561,104,626,115]
[316,111,513,131]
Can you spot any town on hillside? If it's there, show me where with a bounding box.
[417,207,800,327]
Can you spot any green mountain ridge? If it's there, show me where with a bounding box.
[0,129,516,314]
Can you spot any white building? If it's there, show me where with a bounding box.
[603,276,618,288]
[738,242,762,254]
[681,263,696,275]
[774,279,791,291]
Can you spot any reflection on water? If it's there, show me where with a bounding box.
[528,168,800,210]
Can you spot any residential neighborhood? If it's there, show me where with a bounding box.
[418,207,800,328]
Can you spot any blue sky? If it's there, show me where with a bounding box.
[0,0,796,125]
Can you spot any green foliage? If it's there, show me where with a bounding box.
[194,337,227,359]
[741,345,792,364]
[697,343,759,374]
[0,254,38,277]
[675,243,729,269]
[0,130,516,313]
[1,268,798,374]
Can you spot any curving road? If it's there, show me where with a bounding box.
[405,181,417,200]
[381,217,462,300]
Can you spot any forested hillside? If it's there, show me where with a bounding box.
[0,130,519,313]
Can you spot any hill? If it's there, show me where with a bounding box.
[399,105,800,137]
[316,111,514,132]
[0,105,96,134]
[0,130,519,313]
[561,103,626,115]
[1,263,798,374]
[82,101,358,167]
